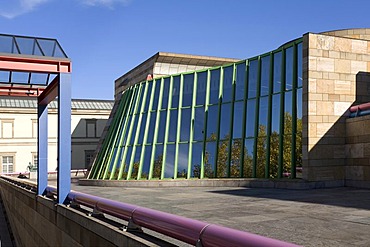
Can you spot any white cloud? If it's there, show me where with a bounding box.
[0,0,50,19]
[81,0,131,8]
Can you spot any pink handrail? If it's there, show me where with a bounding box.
[349,102,370,113]
[4,178,300,246]
[64,189,300,247]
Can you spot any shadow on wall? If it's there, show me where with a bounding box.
[71,118,108,170]
[304,71,370,188]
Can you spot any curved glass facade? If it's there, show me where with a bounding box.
[89,38,303,180]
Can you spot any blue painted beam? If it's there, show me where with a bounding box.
[57,73,71,204]
[37,104,48,195]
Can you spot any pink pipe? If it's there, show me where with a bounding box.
[349,102,370,112]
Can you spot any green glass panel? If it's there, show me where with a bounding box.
[141,146,152,179]
[256,137,266,178]
[206,105,218,141]
[147,113,156,144]
[144,82,153,112]
[258,96,268,137]
[233,102,243,139]
[283,134,292,177]
[219,103,231,140]
[182,74,194,107]
[196,71,207,105]
[152,145,163,178]
[180,108,191,141]
[152,80,161,110]
[177,144,189,178]
[138,113,147,144]
[245,99,256,138]
[168,110,178,142]
[243,139,254,177]
[131,146,142,179]
[164,144,175,178]
[204,142,216,178]
[248,60,258,99]
[230,139,242,178]
[260,56,270,96]
[273,52,282,93]
[209,69,220,104]
[284,91,293,134]
[171,76,181,108]
[191,142,203,178]
[217,139,229,178]
[161,78,171,109]
[223,66,233,102]
[194,107,205,141]
[235,63,246,101]
[285,47,294,90]
[297,43,303,88]
[157,111,167,143]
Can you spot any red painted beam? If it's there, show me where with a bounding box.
[0,55,71,73]
[0,85,44,97]
[38,76,59,105]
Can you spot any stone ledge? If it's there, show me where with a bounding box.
[79,178,346,190]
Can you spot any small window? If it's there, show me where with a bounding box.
[1,120,14,138]
[2,156,14,173]
[85,150,95,168]
[86,120,97,138]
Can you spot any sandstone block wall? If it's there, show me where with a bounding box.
[0,179,165,247]
[303,29,370,182]
[346,116,370,188]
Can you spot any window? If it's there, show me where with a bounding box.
[1,120,14,138]
[32,153,38,167]
[85,150,95,168]
[2,156,14,173]
[86,120,97,138]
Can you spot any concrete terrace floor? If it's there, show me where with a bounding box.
[69,184,370,247]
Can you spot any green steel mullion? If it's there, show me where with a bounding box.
[117,85,143,180]
[187,72,197,179]
[127,82,150,179]
[291,43,298,178]
[240,61,249,178]
[160,78,173,179]
[214,68,223,178]
[265,53,274,178]
[89,90,129,179]
[148,80,162,179]
[107,91,132,180]
[201,70,211,179]
[252,57,262,178]
[138,81,157,179]
[278,49,286,178]
[98,90,131,179]
[173,75,184,179]
[226,64,236,177]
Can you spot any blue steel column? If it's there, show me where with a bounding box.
[57,73,71,204]
[37,104,48,195]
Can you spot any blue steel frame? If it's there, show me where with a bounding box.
[37,73,71,204]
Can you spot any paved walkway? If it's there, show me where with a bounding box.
[70,184,370,247]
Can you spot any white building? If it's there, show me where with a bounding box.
[0,96,113,173]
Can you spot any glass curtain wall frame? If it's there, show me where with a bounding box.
[88,38,303,180]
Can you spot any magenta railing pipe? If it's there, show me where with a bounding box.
[62,188,300,247]
[349,102,370,112]
[5,181,300,247]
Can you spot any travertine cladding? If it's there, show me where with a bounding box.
[345,116,370,188]
[303,29,370,182]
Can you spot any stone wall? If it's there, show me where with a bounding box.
[346,115,370,188]
[303,29,370,183]
[0,178,167,247]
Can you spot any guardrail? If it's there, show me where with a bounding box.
[4,177,300,247]
[349,102,370,118]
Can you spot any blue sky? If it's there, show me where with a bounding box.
[0,0,369,100]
